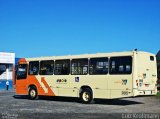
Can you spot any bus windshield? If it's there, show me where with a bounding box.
[17,64,27,79]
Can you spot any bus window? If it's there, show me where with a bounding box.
[29,61,39,75]
[17,64,27,79]
[109,56,132,74]
[89,58,108,75]
[55,60,70,75]
[150,56,154,61]
[40,60,54,75]
[71,59,88,75]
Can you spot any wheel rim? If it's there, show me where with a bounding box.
[82,92,90,102]
[30,89,36,97]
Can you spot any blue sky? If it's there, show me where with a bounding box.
[0,0,160,58]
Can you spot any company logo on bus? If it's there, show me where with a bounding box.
[122,79,128,85]
[56,79,67,84]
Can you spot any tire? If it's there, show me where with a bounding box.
[29,87,38,100]
[80,88,93,104]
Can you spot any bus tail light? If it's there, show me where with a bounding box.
[145,84,149,87]
[136,80,138,86]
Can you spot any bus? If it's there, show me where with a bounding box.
[15,50,157,103]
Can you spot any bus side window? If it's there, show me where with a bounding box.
[109,56,132,74]
[29,61,39,75]
[71,59,88,75]
[111,61,116,72]
[89,58,108,75]
[54,60,70,75]
[40,60,54,75]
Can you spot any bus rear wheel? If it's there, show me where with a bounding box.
[80,88,93,104]
[29,87,38,100]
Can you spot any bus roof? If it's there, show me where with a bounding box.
[20,51,155,62]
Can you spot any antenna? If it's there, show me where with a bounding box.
[134,48,138,51]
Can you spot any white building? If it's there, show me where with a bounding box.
[0,52,15,90]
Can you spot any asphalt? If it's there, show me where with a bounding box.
[0,90,160,119]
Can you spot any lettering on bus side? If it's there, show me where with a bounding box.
[56,79,67,84]
[122,91,128,95]
[114,79,128,85]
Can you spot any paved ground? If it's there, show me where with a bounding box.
[0,90,159,119]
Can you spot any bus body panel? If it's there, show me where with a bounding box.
[107,75,133,98]
[16,75,56,96]
[133,52,157,96]
[16,79,28,95]
[15,51,157,100]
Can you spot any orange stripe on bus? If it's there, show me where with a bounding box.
[16,58,56,96]
[41,77,55,96]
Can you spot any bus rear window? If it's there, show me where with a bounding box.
[150,56,154,61]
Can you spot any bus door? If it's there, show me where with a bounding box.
[16,63,28,95]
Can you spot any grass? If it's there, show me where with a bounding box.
[156,92,160,98]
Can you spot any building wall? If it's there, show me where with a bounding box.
[0,64,13,90]
[0,80,12,90]
[0,52,15,90]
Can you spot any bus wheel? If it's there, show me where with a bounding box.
[29,87,38,100]
[80,88,93,104]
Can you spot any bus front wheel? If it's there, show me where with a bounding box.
[29,86,38,100]
[80,88,93,104]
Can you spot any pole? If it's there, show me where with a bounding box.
[6,67,9,90]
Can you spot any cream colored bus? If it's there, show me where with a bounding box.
[16,50,157,103]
